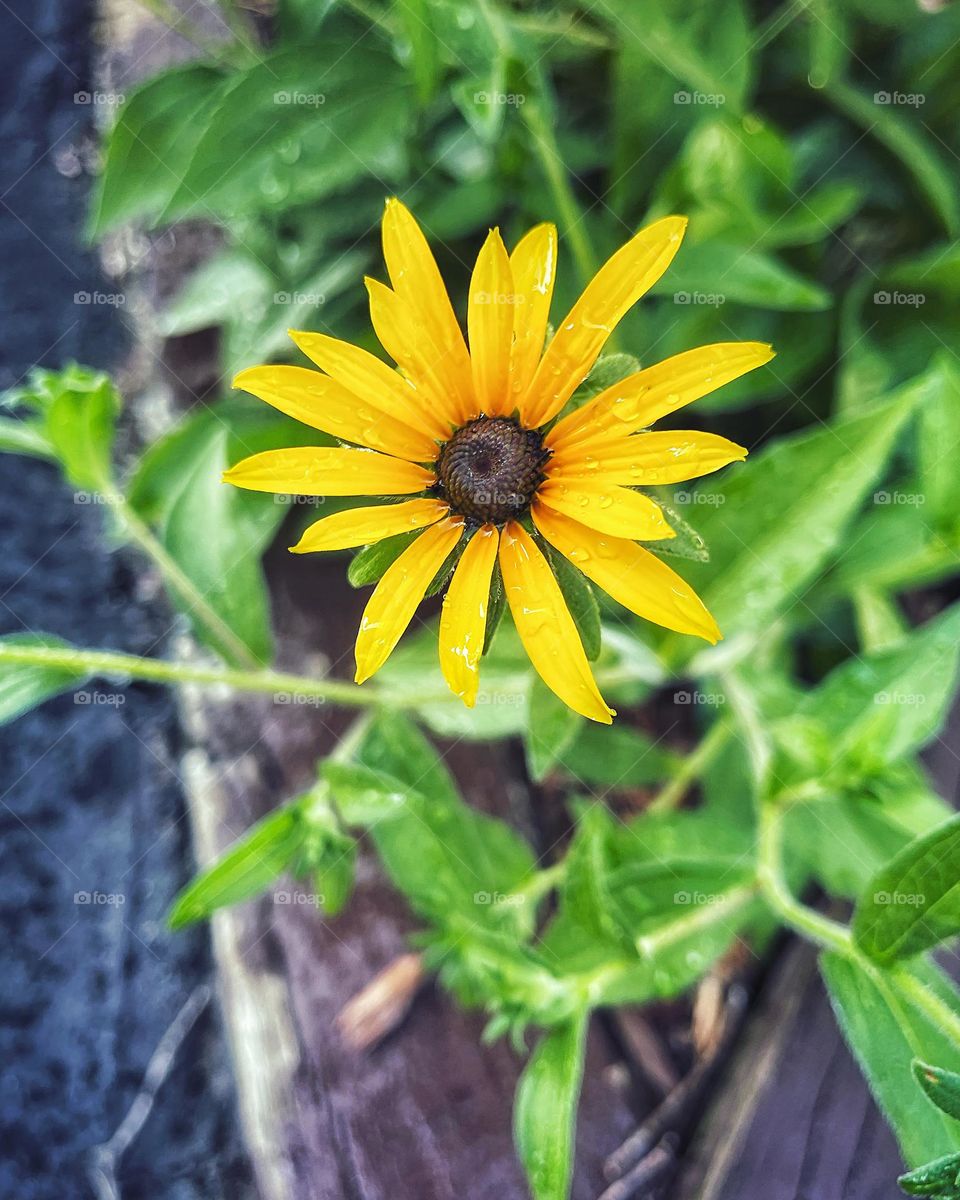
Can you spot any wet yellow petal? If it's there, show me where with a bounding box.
[381,198,476,424]
[509,222,557,400]
[233,365,436,462]
[291,498,448,554]
[550,430,747,486]
[223,446,434,496]
[532,503,720,643]
[354,516,465,683]
[365,277,464,432]
[439,524,499,707]
[468,229,515,417]
[548,341,775,451]
[537,478,675,541]
[288,329,449,442]
[519,216,688,429]
[498,521,613,723]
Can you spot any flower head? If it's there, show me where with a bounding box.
[226,200,774,722]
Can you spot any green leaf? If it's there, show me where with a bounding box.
[914,1060,960,1123]
[357,710,461,806]
[157,249,272,338]
[799,604,960,773]
[347,530,420,587]
[679,385,923,651]
[158,426,281,664]
[854,815,960,964]
[395,0,442,105]
[524,678,584,782]
[377,623,531,739]
[785,768,950,899]
[44,374,120,493]
[0,635,88,726]
[648,493,709,562]
[5,365,120,492]
[312,839,356,916]
[167,805,305,929]
[514,1011,589,1200]
[821,954,960,1166]
[160,45,413,222]
[824,79,960,236]
[593,0,754,116]
[325,714,538,927]
[0,416,54,460]
[554,723,678,791]
[899,1151,960,1198]
[87,63,227,237]
[651,238,832,311]
[918,354,960,527]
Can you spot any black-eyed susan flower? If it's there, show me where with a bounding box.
[225,200,774,723]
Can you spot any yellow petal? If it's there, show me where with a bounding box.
[550,430,747,486]
[537,478,675,540]
[532,503,720,643]
[468,229,515,417]
[233,365,437,462]
[381,198,476,424]
[548,341,776,451]
[498,521,613,723]
[223,446,435,496]
[509,222,557,400]
[288,329,449,442]
[519,216,688,429]
[365,277,464,432]
[291,498,448,554]
[354,516,465,683]
[438,524,499,707]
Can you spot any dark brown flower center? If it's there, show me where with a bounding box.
[435,417,551,525]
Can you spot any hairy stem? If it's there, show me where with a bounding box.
[756,799,851,954]
[111,495,263,671]
[647,719,732,813]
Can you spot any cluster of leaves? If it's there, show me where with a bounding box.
[2,0,960,1197]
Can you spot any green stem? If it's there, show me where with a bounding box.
[756,799,851,954]
[888,965,960,1049]
[647,719,732,813]
[521,99,599,292]
[110,494,263,671]
[0,639,382,709]
[757,801,960,1044]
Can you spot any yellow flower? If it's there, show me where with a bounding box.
[226,200,774,722]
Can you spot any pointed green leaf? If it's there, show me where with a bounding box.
[514,1011,589,1200]
[854,815,960,963]
[914,1061,960,1123]
[822,954,960,1166]
[167,805,305,929]
[0,635,88,726]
